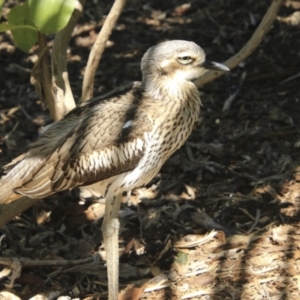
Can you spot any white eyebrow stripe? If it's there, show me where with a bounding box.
[122,120,133,129]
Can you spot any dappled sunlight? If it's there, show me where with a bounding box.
[1,0,300,299]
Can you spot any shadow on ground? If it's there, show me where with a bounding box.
[1,0,300,299]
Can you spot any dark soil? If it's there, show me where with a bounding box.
[1,0,300,299]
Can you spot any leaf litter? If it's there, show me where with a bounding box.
[1,0,300,299]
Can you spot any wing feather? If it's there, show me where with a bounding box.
[0,83,152,202]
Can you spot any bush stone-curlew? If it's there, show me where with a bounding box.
[0,40,229,299]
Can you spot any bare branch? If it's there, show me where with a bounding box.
[194,0,284,88]
[51,0,86,118]
[31,1,86,121]
[31,33,61,121]
[81,0,127,102]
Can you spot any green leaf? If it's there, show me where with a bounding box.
[10,26,37,52]
[0,23,36,32]
[28,0,76,35]
[0,23,11,32]
[0,0,4,11]
[7,1,35,27]
[7,2,38,52]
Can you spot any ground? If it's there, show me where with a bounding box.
[1,0,300,299]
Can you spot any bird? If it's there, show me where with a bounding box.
[0,40,229,299]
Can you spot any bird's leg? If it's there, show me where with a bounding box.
[102,193,122,300]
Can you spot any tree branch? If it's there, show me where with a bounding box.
[194,0,284,87]
[31,1,86,121]
[31,33,60,120]
[51,0,86,118]
[81,0,127,102]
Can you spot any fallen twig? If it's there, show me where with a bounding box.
[248,209,261,234]
[222,72,247,111]
[280,71,300,85]
[0,256,94,270]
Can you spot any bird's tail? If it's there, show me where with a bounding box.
[0,172,24,203]
[0,189,23,203]
[0,154,26,204]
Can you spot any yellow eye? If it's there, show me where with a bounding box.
[178,56,192,64]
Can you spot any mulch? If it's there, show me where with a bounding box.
[1,0,300,299]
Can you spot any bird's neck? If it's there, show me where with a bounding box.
[141,74,200,102]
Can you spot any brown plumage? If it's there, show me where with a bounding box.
[0,40,229,299]
[0,40,228,204]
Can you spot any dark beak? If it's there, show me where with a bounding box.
[202,61,230,71]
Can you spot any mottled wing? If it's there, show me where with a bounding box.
[0,83,152,201]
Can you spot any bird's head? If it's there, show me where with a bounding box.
[141,40,229,83]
